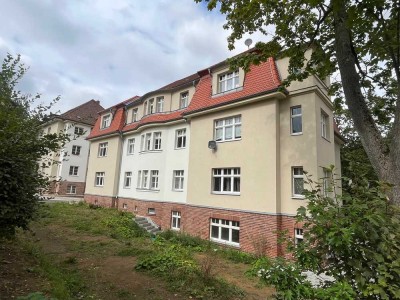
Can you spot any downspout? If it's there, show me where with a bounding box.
[113,130,124,209]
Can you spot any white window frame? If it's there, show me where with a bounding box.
[175,129,186,149]
[71,145,81,155]
[98,142,108,157]
[153,132,162,150]
[148,98,155,114]
[137,170,149,189]
[150,170,159,190]
[74,127,84,135]
[143,101,148,116]
[210,218,240,246]
[214,116,241,142]
[322,168,332,197]
[101,114,111,129]
[148,208,156,215]
[156,97,164,113]
[295,228,304,245]
[291,106,302,135]
[127,138,135,155]
[132,108,138,122]
[212,168,240,195]
[218,70,239,93]
[173,170,184,191]
[292,167,304,198]
[180,91,189,108]
[66,185,76,194]
[124,171,132,188]
[171,211,181,230]
[69,166,79,176]
[145,133,152,151]
[95,172,105,186]
[321,110,329,140]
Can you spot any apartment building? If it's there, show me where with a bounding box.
[85,51,343,257]
[40,99,104,196]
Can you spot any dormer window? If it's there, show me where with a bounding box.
[101,114,111,129]
[148,98,155,114]
[180,92,189,109]
[156,97,164,113]
[132,108,138,122]
[218,70,239,93]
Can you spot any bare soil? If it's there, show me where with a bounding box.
[0,224,272,300]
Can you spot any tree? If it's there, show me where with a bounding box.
[196,0,400,204]
[249,174,400,299]
[0,54,68,237]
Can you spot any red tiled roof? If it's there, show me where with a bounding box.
[88,57,281,139]
[59,99,104,125]
[184,57,281,115]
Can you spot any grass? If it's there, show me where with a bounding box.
[15,202,269,299]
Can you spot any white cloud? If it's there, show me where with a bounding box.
[0,0,267,113]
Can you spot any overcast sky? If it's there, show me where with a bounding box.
[0,0,264,113]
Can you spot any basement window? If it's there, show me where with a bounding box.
[148,208,156,215]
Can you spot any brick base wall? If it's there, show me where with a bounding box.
[84,194,300,258]
[57,181,86,196]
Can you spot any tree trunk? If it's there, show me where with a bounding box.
[332,0,400,205]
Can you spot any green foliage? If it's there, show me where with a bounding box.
[17,292,54,300]
[103,211,148,239]
[251,174,400,299]
[157,230,208,251]
[136,244,245,299]
[0,54,69,237]
[216,247,256,264]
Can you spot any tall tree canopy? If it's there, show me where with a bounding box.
[197,0,400,204]
[0,54,68,237]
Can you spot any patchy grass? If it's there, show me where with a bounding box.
[4,202,273,300]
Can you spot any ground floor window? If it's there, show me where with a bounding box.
[171,211,181,230]
[95,172,105,186]
[66,185,76,194]
[210,218,240,246]
[294,228,304,245]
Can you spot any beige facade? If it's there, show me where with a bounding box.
[85,135,123,197]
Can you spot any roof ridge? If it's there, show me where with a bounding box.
[60,99,98,117]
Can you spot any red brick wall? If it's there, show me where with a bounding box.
[57,181,86,196]
[84,194,298,258]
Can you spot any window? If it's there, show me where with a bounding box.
[127,138,135,155]
[292,167,304,197]
[218,70,239,93]
[321,110,329,139]
[148,98,155,114]
[123,203,128,209]
[294,228,304,245]
[95,172,105,186]
[144,101,148,115]
[212,168,240,195]
[175,129,186,149]
[67,185,76,194]
[101,114,111,129]
[98,142,108,157]
[132,108,138,122]
[171,211,181,230]
[150,170,159,189]
[148,208,156,215]
[180,91,189,108]
[156,97,164,112]
[47,127,51,134]
[215,116,241,142]
[137,170,149,189]
[173,170,184,191]
[210,218,240,246]
[291,106,302,135]
[69,166,79,176]
[74,127,84,135]
[140,132,162,152]
[153,132,162,150]
[322,169,332,197]
[71,145,81,155]
[124,171,132,188]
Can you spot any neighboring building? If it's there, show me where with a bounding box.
[84,51,344,257]
[39,99,104,196]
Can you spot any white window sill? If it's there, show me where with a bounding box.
[291,132,303,136]
[210,238,240,248]
[95,185,104,187]
[139,150,163,154]
[212,192,240,196]
[136,188,160,193]
[292,196,305,200]
[174,147,186,150]
[127,153,134,156]
[97,156,108,158]
[172,189,184,192]
[123,186,131,189]
[216,138,241,143]
[171,227,180,231]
